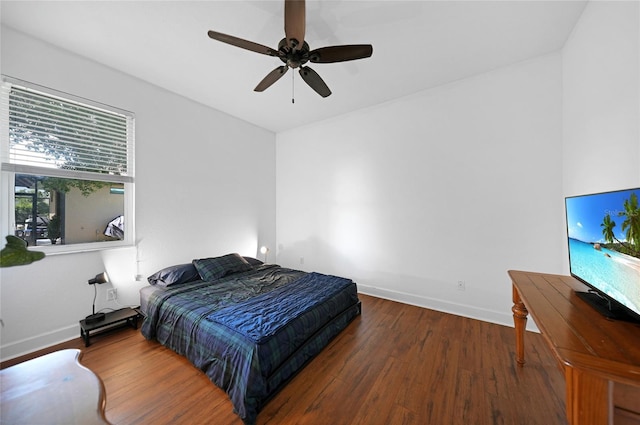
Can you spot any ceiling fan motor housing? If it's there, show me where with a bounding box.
[278,38,310,69]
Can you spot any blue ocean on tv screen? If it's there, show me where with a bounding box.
[569,238,640,316]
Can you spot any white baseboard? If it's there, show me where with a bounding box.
[357,284,540,332]
[1,324,79,362]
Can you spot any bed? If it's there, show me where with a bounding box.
[140,253,360,424]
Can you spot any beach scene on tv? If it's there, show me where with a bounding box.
[565,188,640,316]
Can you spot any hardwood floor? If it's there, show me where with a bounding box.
[2,294,567,425]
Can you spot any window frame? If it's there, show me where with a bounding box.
[1,76,135,254]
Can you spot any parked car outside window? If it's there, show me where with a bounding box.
[16,216,49,240]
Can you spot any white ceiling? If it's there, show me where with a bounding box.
[1,1,587,133]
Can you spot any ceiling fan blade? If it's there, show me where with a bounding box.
[284,0,305,50]
[254,66,289,92]
[207,30,280,57]
[309,45,373,63]
[299,66,331,98]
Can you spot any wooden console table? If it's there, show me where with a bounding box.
[0,349,110,424]
[510,270,640,425]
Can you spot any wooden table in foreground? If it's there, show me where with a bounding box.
[0,348,110,424]
[509,270,640,425]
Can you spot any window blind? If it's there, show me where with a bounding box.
[1,79,134,183]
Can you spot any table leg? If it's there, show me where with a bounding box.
[81,327,91,347]
[512,284,528,366]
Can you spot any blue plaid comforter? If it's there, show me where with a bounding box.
[141,265,360,424]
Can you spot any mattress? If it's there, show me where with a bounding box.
[139,285,157,316]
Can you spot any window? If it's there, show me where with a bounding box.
[1,76,135,252]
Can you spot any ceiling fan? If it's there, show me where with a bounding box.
[207,0,373,98]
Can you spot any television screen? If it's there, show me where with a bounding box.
[565,187,640,321]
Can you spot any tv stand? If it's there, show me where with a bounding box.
[509,270,640,425]
[575,291,640,323]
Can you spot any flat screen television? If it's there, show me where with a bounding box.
[565,187,640,323]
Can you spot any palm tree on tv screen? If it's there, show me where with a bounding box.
[620,193,639,254]
[601,192,640,259]
[601,214,616,245]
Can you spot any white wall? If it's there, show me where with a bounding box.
[562,1,640,198]
[0,27,276,360]
[276,54,564,327]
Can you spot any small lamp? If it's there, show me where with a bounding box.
[260,246,269,264]
[85,272,109,324]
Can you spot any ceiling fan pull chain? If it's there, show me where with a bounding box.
[292,71,295,104]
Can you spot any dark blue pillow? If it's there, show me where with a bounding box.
[147,263,200,288]
[193,253,253,281]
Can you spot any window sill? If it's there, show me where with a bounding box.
[26,240,133,256]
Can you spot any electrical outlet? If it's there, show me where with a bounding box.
[107,288,117,301]
[457,281,466,291]
[300,257,304,265]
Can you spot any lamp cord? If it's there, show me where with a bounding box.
[92,283,97,315]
